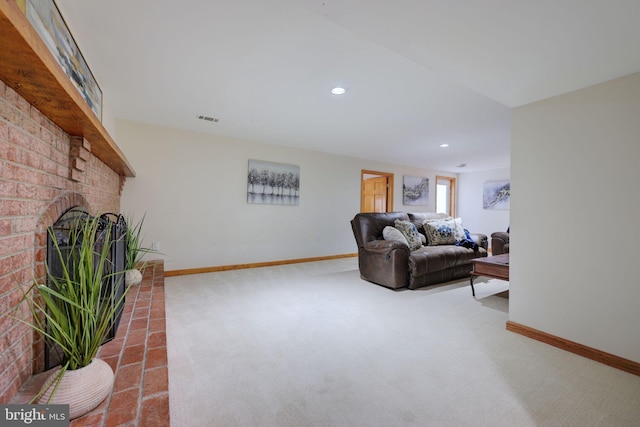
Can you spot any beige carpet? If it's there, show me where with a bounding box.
[165,258,640,427]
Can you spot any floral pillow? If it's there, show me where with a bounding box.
[393,219,423,250]
[423,218,457,245]
[453,217,466,241]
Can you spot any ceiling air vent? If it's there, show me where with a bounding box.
[196,114,219,123]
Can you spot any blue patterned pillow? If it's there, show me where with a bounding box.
[453,217,466,241]
[424,219,457,245]
[393,219,422,250]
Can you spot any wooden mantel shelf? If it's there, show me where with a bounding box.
[0,0,135,177]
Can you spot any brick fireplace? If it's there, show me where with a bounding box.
[0,79,125,403]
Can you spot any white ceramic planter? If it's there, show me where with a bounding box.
[125,268,143,286]
[38,358,114,419]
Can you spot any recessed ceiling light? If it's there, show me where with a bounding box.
[440,143,449,148]
[331,87,346,95]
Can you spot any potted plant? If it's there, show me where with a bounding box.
[124,214,154,286]
[16,213,129,419]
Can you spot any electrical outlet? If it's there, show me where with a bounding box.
[152,241,160,251]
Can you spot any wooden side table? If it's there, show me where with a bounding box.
[470,254,509,296]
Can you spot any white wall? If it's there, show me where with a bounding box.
[116,120,453,272]
[457,168,510,241]
[511,72,640,362]
[100,100,117,138]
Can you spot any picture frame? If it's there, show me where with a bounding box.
[247,160,300,205]
[26,0,103,121]
[403,175,429,206]
[483,180,510,210]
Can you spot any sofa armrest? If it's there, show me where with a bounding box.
[364,239,409,254]
[491,231,509,242]
[468,233,488,250]
[491,231,510,255]
[358,239,410,289]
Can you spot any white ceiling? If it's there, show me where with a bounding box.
[55,0,640,173]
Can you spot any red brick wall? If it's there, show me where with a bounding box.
[0,79,123,403]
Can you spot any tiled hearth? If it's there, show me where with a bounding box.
[12,260,169,427]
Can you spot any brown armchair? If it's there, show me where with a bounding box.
[491,227,509,255]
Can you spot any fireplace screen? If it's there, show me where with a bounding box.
[45,208,127,370]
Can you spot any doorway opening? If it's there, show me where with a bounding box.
[361,170,394,213]
[436,176,456,216]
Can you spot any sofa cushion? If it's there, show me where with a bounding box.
[407,212,449,235]
[394,219,422,250]
[382,226,409,246]
[423,218,457,245]
[409,245,486,277]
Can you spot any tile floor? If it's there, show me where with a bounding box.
[12,260,169,427]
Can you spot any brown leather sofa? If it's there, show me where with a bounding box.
[491,228,510,255]
[351,212,488,290]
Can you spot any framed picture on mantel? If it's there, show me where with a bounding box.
[25,0,103,121]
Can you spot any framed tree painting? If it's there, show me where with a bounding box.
[247,160,300,205]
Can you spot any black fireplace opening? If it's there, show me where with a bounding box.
[44,208,127,370]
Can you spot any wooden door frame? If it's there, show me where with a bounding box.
[361,170,394,212]
[435,175,456,217]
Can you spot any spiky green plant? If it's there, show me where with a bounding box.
[124,214,154,271]
[16,213,130,401]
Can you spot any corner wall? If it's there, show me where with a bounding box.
[510,72,640,363]
[116,120,455,272]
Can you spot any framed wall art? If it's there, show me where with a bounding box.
[247,160,300,205]
[26,0,103,120]
[483,180,510,210]
[403,175,429,206]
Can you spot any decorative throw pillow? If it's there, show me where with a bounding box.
[423,217,452,244]
[382,226,409,246]
[453,217,466,241]
[419,233,427,245]
[423,218,457,245]
[393,219,423,250]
